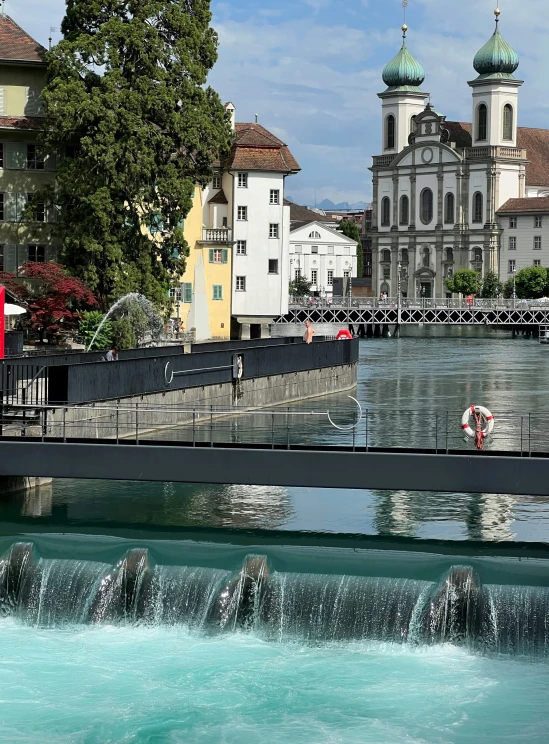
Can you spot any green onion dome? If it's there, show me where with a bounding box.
[473,21,519,79]
[382,28,425,91]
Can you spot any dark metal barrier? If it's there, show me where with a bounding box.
[47,339,358,405]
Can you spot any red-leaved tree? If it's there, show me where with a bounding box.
[0,262,97,342]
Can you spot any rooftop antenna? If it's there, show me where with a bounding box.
[255,113,258,123]
[49,26,58,50]
[1,1,5,15]
[402,0,408,38]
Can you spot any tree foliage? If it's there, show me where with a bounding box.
[445,269,482,296]
[78,310,113,350]
[503,266,548,299]
[289,276,312,296]
[481,271,503,299]
[0,262,97,342]
[39,0,233,310]
[339,219,363,277]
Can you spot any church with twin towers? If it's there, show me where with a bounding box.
[370,6,549,299]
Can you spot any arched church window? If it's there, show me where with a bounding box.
[477,104,488,141]
[473,192,483,223]
[381,197,391,226]
[444,193,455,224]
[420,188,433,225]
[473,247,483,263]
[400,195,409,225]
[386,115,396,150]
[503,104,513,141]
[401,248,409,263]
[445,247,454,262]
[308,231,321,239]
[422,247,430,268]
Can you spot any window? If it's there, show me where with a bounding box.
[534,259,541,267]
[509,216,517,229]
[212,284,223,300]
[534,236,542,250]
[401,248,409,263]
[309,231,321,239]
[311,269,318,285]
[183,282,193,303]
[503,104,513,141]
[212,174,221,189]
[269,223,279,238]
[209,248,228,263]
[327,245,334,255]
[268,259,279,274]
[238,173,248,188]
[236,276,246,291]
[509,236,517,250]
[0,143,3,169]
[508,259,516,274]
[26,144,44,170]
[381,249,391,263]
[0,193,4,221]
[400,195,409,226]
[270,189,280,205]
[422,246,430,268]
[27,193,45,222]
[473,247,483,263]
[420,188,433,225]
[327,270,334,285]
[294,245,302,254]
[344,271,350,278]
[535,216,543,228]
[477,103,487,141]
[65,145,78,159]
[236,240,247,255]
[473,192,483,223]
[294,268,301,280]
[237,206,247,221]
[444,193,455,224]
[311,246,319,254]
[27,244,45,263]
[381,197,391,226]
[386,114,395,150]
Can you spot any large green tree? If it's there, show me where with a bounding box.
[445,269,482,296]
[39,0,233,310]
[502,266,548,299]
[481,271,503,299]
[339,219,363,277]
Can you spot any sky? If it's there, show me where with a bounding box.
[7,0,549,206]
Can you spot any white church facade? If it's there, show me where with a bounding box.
[370,9,549,298]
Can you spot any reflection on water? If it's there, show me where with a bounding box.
[1,334,548,543]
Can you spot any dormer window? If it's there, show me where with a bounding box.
[309,230,321,239]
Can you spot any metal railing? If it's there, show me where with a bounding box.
[6,401,549,457]
[465,146,527,160]
[289,296,549,310]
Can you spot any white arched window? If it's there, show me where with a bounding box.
[503,104,513,141]
[308,231,321,239]
[386,115,396,150]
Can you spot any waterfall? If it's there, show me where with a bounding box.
[0,542,548,657]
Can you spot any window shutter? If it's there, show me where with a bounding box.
[183,283,193,303]
[222,249,228,263]
[0,87,5,115]
[5,143,26,169]
[16,193,27,221]
[4,192,17,221]
[16,245,27,269]
[25,87,43,116]
[209,249,214,263]
[3,244,17,273]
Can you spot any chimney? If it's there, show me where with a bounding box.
[225,102,236,131]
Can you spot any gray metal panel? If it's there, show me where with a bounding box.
[0,441,547,496]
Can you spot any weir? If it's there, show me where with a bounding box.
[1,542,548,656]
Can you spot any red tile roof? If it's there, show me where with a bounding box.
[497,197,549,214]
[0,15,46,64]
[208,188,228,204]
[445,121,549,188]
[284,199,334,224]
[0,116,44,130]
[225,123,300,173]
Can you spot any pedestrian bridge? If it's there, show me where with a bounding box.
[275,298,549,327]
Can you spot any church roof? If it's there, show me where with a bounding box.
[472,20,519,82]
[497,197,549,214]
[224,123,301,173]
[381,33,425,93]
[0,15,46,64]
[445,122,549,188]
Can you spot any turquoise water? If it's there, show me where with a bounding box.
[1,623,548,743]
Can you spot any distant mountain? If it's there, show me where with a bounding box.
[316,199,367,211]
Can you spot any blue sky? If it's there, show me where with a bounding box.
[8,0,549,206]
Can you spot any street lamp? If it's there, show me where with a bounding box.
[397,261,402,309]
[512,266,517,307]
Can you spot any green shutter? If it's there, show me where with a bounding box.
[221,249,228,264]
[209,249,214,263]
[183,283,192,303]
[150,214,163,233]
[213,284,223,300]
[3,244,16,272]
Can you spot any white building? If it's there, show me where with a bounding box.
[202,105,301,339]
[370,9,549,298]
[497,197,549,278]
[289,219,358,296]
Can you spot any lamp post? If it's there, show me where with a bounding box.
[397,261,402,309]
[512,266,517,308]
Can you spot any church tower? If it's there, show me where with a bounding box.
[468,7,522,148]
[378,25,429,155]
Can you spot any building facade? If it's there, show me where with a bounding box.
[497,197,549,280]
[370,10,549,298]
[0,16,59,273]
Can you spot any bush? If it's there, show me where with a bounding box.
[111,318,136,349]
[78,311,113,350]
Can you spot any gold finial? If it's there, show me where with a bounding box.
[402,23,408,38]
[494,6,500,24]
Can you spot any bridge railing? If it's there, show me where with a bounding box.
[7,402,549,457]
[289,297,549,310]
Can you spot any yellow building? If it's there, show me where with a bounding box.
[0,16,58,273]
[171,188,232,340]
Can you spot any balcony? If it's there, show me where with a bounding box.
[200,227,233,243]
[465,146,527,160]
[372,155,395,167]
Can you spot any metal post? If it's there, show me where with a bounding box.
[286,407,290,449]
[520,415,523,457]
[115,403,119,445]
[365,409,369,451]
[529,412,531,457]
[445,410,449,454]
[192,409,196,447]
[352,419,356,451]
[210,405,213,447]
[62,406,66,443]
[272,411,275,449]
[135,402,139,445]
[42,408,46,443]
[435,414,438,454]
